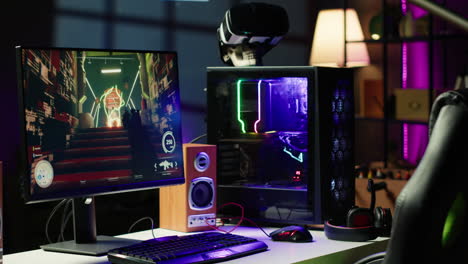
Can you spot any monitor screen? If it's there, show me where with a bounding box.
[16,47,185,203]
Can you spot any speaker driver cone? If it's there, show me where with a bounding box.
[189,177,215,210]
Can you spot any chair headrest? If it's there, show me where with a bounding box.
[429,88,468,137]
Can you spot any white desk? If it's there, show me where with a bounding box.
[4,227,388,264]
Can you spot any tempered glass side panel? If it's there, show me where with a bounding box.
[208,66,355,224]
[236,78,308,133]
[211,77,310,189]
[218,186,314,225]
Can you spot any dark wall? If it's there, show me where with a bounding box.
[1,0,317,254]
[1,4,157,249]
[52,0,317,143]
[1,2,55,254]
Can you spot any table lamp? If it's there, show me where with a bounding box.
[310,8,369,67]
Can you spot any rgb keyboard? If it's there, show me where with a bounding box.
[107,232,268,264]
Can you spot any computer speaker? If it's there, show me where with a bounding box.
[159,144,217,232]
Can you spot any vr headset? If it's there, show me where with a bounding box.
[217,2,289,66]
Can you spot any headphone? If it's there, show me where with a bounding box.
[324,179,392,242]
[324,88,468,242]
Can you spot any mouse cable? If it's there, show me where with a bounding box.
[204,202,244,233]
[58,198,73,242]
[218,216,271,238]
[59,209,73,242]
[128,216,156,239]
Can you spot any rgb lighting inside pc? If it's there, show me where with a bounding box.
[233,77,308,174]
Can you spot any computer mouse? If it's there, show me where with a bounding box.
[269,225,313,242]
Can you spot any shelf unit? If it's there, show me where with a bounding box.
[355,178,407,214]
[348,34,466,43]
[355,116,428,125]
[345,0,467,168]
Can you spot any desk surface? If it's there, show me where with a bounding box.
[4,227,388,264]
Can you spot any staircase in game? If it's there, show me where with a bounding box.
[53,127,133,184]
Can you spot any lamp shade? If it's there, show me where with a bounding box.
[310,9,369,67]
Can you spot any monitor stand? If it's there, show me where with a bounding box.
[40,197,141,256]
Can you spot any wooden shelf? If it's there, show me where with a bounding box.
[355,116,428,125]
[347,34,466,44]
[355,178,407,214]
[347,0,465,167]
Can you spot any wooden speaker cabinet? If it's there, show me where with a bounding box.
[159,144,217,232]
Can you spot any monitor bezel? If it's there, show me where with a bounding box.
[16,46,185,204]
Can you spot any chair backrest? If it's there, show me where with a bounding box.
[383,89,468,263]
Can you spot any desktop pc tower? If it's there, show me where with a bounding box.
[207,66,355,225]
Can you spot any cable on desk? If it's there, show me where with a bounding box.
[45,199,68,244]
[204,202,271,238]
[189,134,207,143]
[239,216,271,238]
[128,216,156,238]
[59,209,73,242]
[58,199,73,242]
[204,202,244,233]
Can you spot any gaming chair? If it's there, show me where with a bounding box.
[355,88,468,264]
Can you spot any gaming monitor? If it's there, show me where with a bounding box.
[16,46,185,255]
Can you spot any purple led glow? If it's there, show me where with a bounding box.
[401,0,409,160]
[402,42,409,160]
[266,77,308,132]
[410,5,428,19]
[401,0,430,164]
[271,77,308,90]
[401,0,407,15]
[408,43,429,86]
[407,42,430,165]
[399,6,430,165]
[403,123,409,159]
[402,43,408,89]
[238,77,308,133]
[278,131,308,152]
[253,80,263,133]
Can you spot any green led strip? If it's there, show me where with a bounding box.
[236,79,246,133]
[283,147,304,163]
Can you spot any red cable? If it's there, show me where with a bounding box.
[204,202,244,233]
[204,202,271,237]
